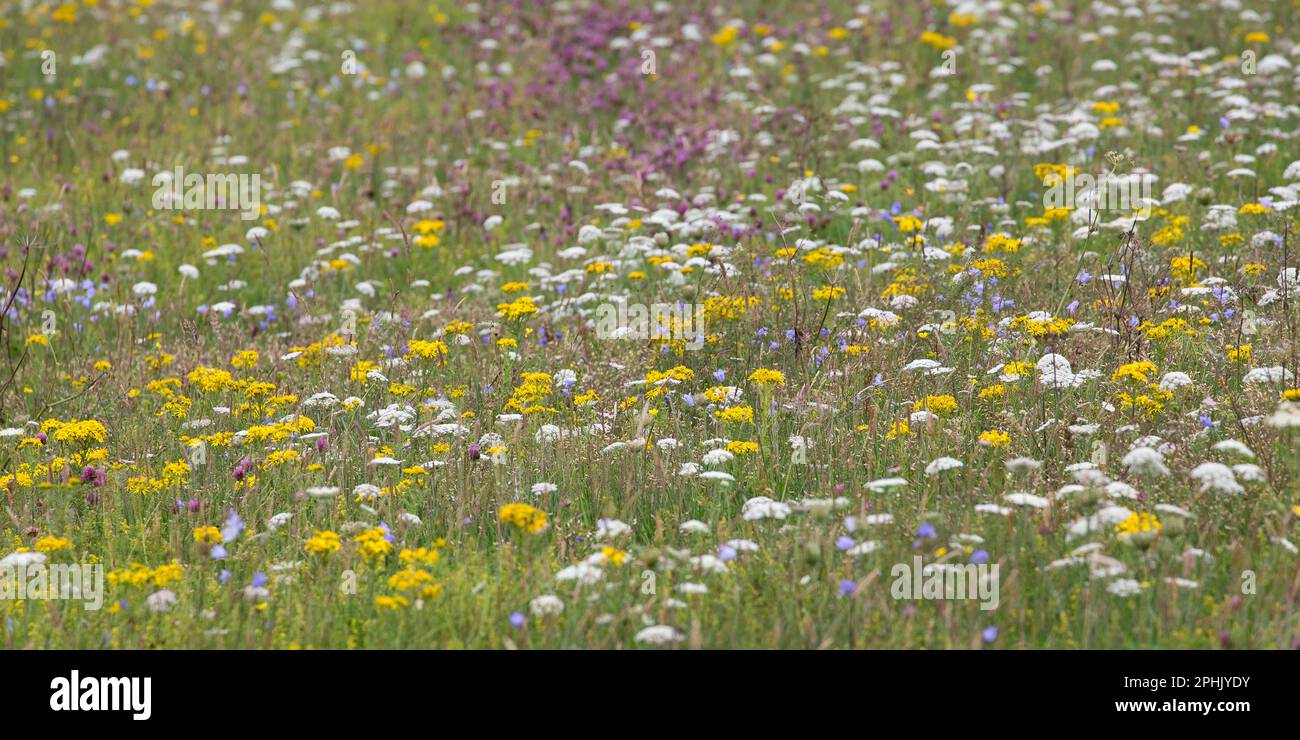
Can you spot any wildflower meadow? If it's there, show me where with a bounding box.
[1,0,1299,652]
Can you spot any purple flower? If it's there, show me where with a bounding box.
[970,549,989,565]
[916,522,937,539]
[838,579,857,597]
[251,572,268,588]
[509,611,526,629]
[718,544,737,562]
[835,535,855,551]
[80,465,106,487]
[221,510,244,543]
[982,625,998,643]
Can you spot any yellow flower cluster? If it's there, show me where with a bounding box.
[499,502,548,534]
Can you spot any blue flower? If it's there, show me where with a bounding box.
[220,510,244,544]
[982,625,998,643]
[509,611,526,629]
[838,579,856,597]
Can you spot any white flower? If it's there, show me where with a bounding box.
[306,486,340,498]
[1158,371,1192,392]
[531,482,558,496]
[1005,456,1042,472]
[595,519,631,539]
[846,540,881,556]
[1242,366,1294,385]
[1212,439,1254,459]
[555,562,603,585]
[1036,353,1076,389]
[1122,447,1169,477]
[529,594,564,616]
[132,281,158,297]
[925,457,964,476]
[741,496,791,520]
[1066,505,1133,540]
[1265,401,1300,429]
[1004,492,1049,508]
[698,470,735,483]
[146,589,178,613]
[690,555,728,575]
[1232,464,1265,482]
[1189,462,1243,495]
[1105,481,1141,500]
[635,625,683,645]
[677,462,701,477]
[679,519,710,534]
[866,477,908,492]
[701,448,735,466]
[352,483,382,501]
[1107,578,1143,597]
[1154,503,1193,519]
[268,512,292,530]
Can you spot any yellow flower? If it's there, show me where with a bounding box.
[499,502,548,534]
[715,405,754,424]
[355,527,394,559]
[230,349,258,368]
[747,368,785,385]
[497,295,539,320]
[1116,511,1161,536]
[35,535,74,553]
[304,530,342,555]
[193,526,223,545]
[1225,344,1251,364]
[913,395,958,416]
[978,430,1011,448]
[42,418,108,445]
[375,594,410,610]
[710,26,739,48]
[405,339,449,360]
[725,440,760,455]
[919,31,956,50]
[1111,361,1157,384]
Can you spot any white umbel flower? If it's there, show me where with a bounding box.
[1189,462,1243,495]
